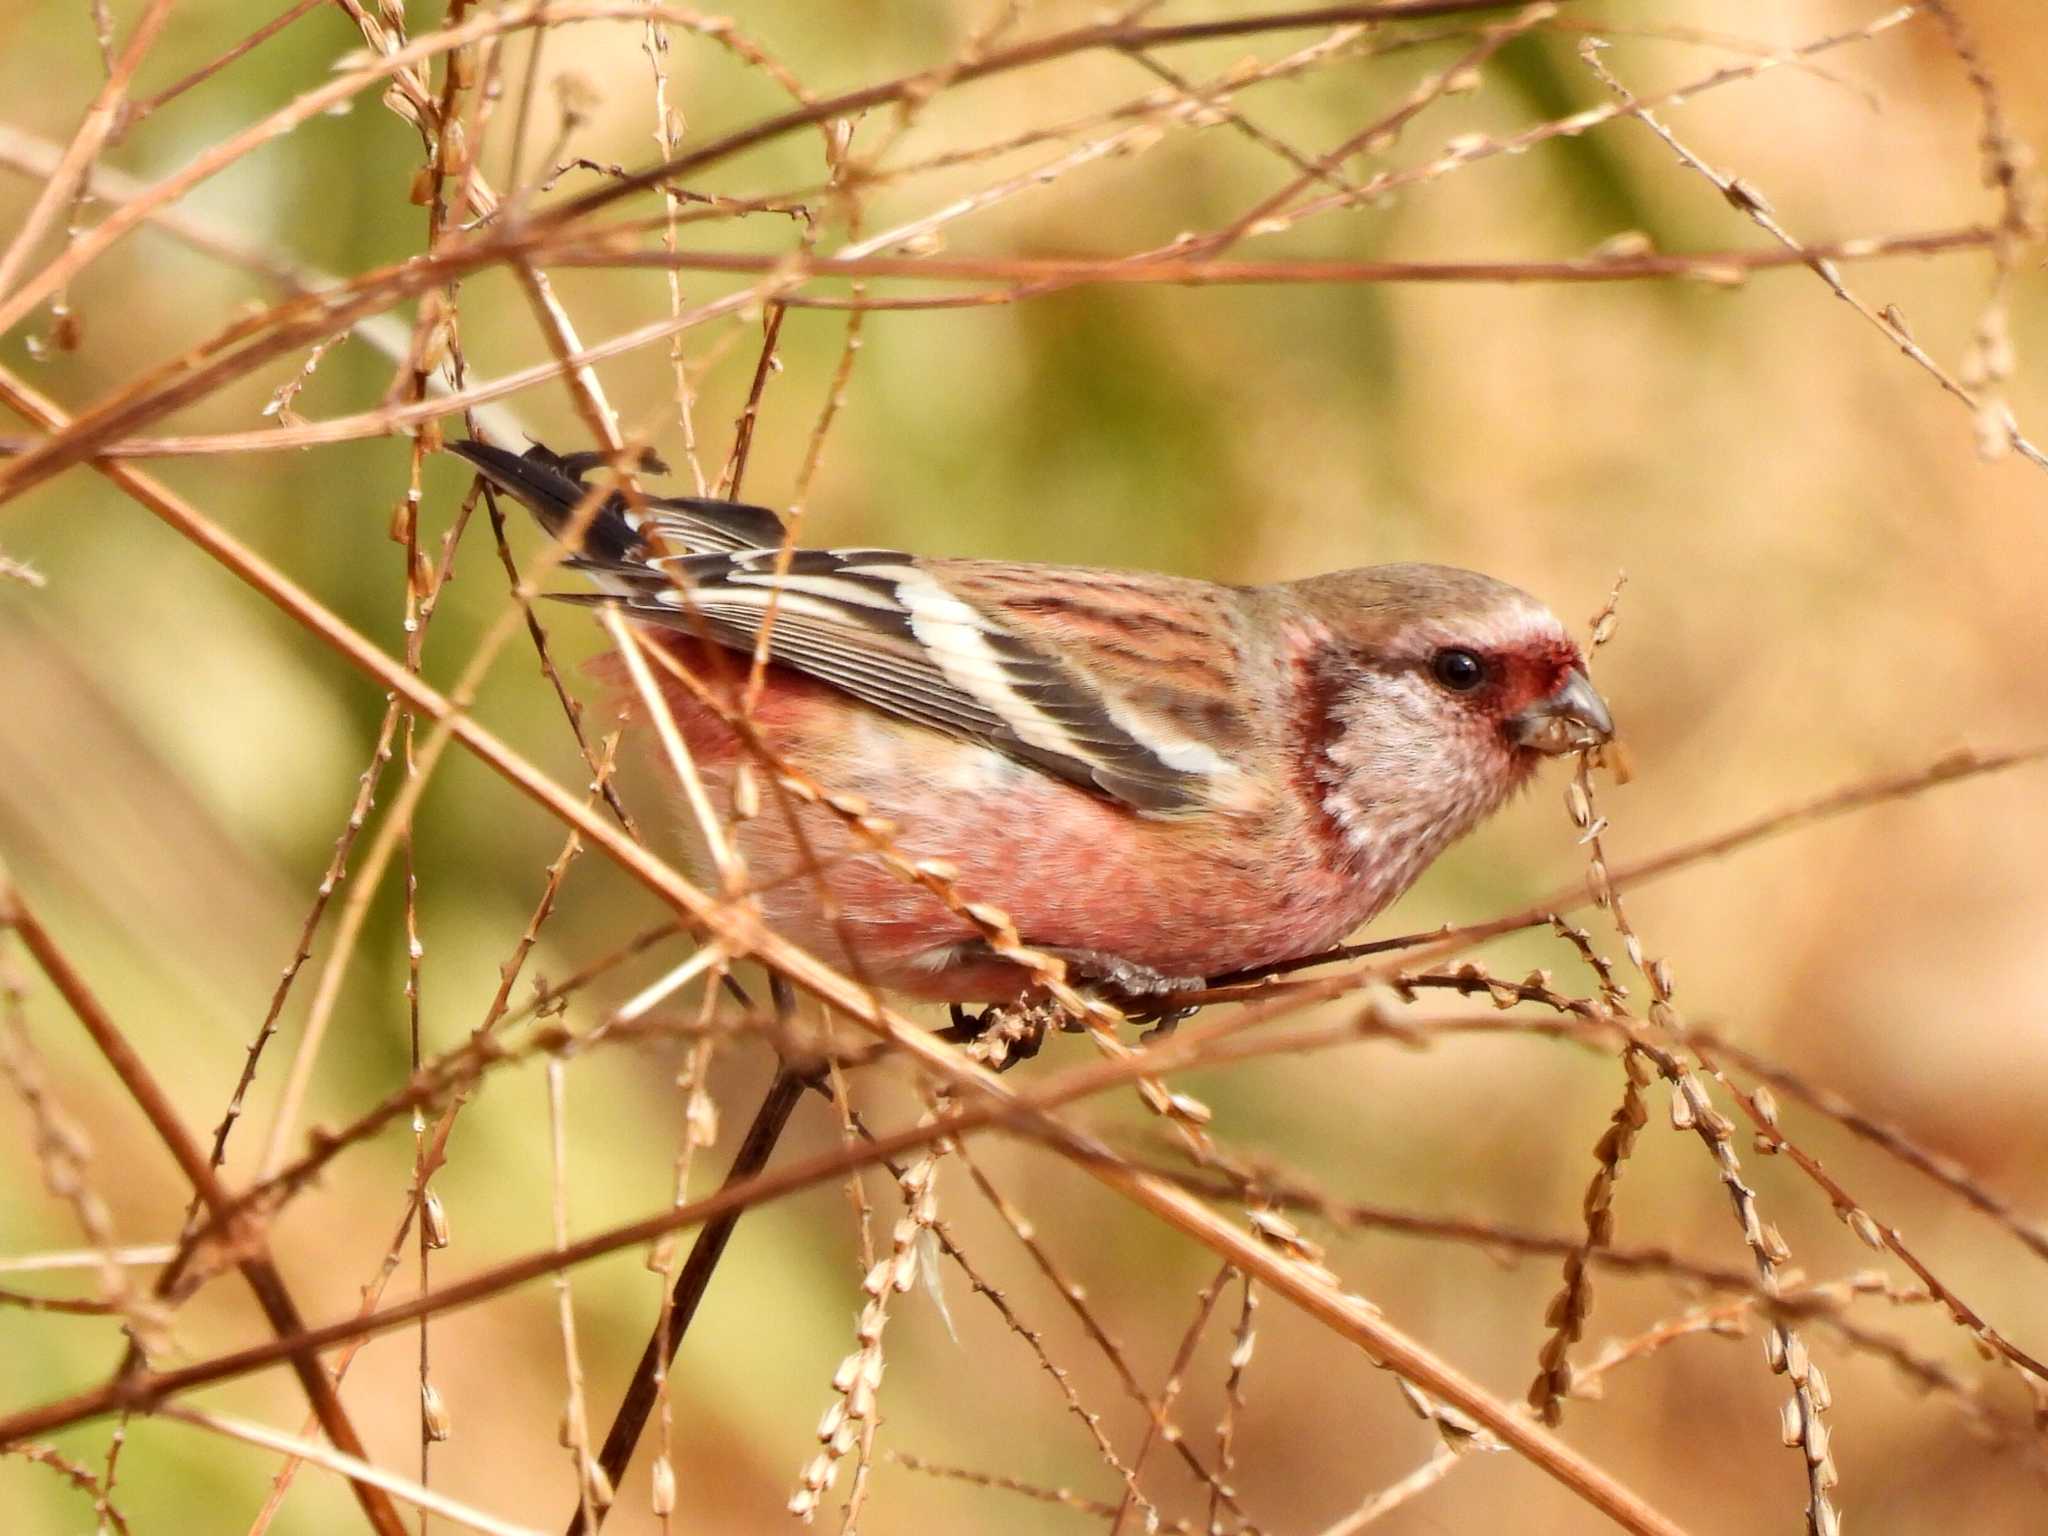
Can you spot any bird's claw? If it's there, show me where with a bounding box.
[942,1001,1057,1071]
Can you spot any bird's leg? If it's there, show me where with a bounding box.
[935,941,1204,1055]
[937,937,1206,1010]
[940,1000,1054,1071]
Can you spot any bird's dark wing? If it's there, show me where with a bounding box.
[447,438,787,564]
[451,438,1238,814]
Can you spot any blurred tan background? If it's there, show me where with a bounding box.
[2,2,2046,1532]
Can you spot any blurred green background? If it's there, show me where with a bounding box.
[3,2,2047,1532]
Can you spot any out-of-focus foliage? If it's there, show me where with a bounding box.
[1,3,2046,1534]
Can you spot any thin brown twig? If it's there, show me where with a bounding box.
[1109,1263,1234,1535]
[0,0,174,303]
[8,1441,133,1536]
[115,0,326,134]
[0,877,408,1536]
[0,348,1689,1536]
[1582,34,2047,470]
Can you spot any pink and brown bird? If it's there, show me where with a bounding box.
[451,439,1614,1006]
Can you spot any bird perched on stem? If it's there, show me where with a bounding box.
[451,438,1614,1006]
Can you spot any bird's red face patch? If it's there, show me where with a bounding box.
[1483,638,1586,732]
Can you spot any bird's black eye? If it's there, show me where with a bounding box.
[1430,647,1487,693]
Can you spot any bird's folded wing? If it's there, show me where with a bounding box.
[449,438,1247,814]
[581,547,1249,815]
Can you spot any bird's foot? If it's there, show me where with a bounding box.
[937,942,1206,1060]
[1030,946,1206,1029]
[942,1001,1059,1072]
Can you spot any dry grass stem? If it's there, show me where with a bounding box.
[3,5,2041,1531]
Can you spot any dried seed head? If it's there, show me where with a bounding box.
[825,789,870,819]
[816,1400,846,1444]
[1804,1412,1831,1467]
[1670,1090,1696,1130]
[1778,1393,1805,1447]
[423,1189,451,1250]
[1590,230,1654,260]
[890,1247,920,1293]
[686,1092,719,1147]
[1845,1207,1886,1251]
[1750,1084,1781,1127]
[831,1351,861,1393]
[731,762,761,820]
[650,1455,677,1515]
[1782,1331,1810,1380]
[1807,1362,1832,1412]
[421,1382,452,1442]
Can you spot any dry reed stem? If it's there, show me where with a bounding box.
[888,1451,1204,1533]
[0,877,408,1536]
[547,1059,612,1522]
[858,1117,1168,1521]
[0,0,172,302]
[604,610,743,888]
[825,1057,880,1534]
[1684,1025,2048,1266]
[251,439,668,1181]
[2,992,1701,1533]
[1583,34,2046,470]
[646,969,729,1533]
[1313,1445,1461,1535]
[4,7,2041,1530]
[950,1138,1248,1520]
[1109,1263,1235,1534]
[1197,2,1554,259]
[1250,3,1922,248]
[0,0,1982,494]
[1568,761,1842,1536]
[1209,1274,1259,1535]
[245,717,626,1532]
[161,1404,541,1536]
[0,947,143,1331]
[1194,741,2048,1008]
[6,1440,133,1536]
[0,0,1530,350]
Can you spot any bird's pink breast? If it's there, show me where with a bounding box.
[637,654,1387,1002]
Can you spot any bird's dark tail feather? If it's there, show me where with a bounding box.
[446,437,787,561]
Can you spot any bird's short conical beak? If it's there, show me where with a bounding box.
[1510,667,1615,755]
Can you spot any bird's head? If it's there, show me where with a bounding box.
[1283,563,1614,887]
